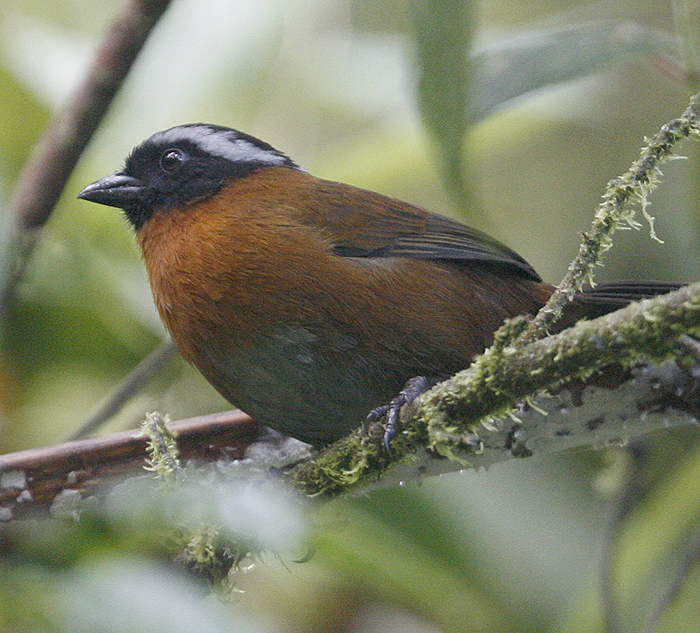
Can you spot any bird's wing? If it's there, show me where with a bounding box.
[310,178,540,281]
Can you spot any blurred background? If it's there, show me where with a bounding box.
[1,0,700,631]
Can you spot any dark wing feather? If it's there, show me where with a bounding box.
[312,179,540,281]
[574,281,684,304]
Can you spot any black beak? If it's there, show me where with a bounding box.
[78,172,145,209]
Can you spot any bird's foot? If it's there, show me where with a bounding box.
[366,376,440,454]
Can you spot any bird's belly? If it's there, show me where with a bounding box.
[193,324,403,445]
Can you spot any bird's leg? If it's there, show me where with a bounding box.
[366,376,441,453]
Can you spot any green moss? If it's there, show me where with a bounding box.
[139,412,182,484]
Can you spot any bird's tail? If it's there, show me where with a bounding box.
[557,280,684,329]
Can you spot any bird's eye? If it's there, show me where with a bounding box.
[160,148,185,173]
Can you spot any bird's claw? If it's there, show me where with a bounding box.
[367,376,440,454]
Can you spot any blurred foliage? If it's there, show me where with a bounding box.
[1,0,700,631]
[411,0,475,205]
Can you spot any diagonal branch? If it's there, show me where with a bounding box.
[290,282,700,496]
[0,0,173,315]
[518,91,700,346]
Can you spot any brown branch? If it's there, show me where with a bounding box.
[1,0,174,313]
[2,357,699,522]
[0,410,260,521]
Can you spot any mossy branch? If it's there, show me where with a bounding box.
[518,90,700,346]
[290,282,700,496]
[139,411,183,483]
[421,282,700,452]
[289,90,700,497]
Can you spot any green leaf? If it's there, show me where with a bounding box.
[409,0,476,205]
[469,20,680,124]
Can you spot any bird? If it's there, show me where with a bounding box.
[78,123,679,447]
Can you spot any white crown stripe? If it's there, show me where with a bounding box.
[150,126,288,166]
